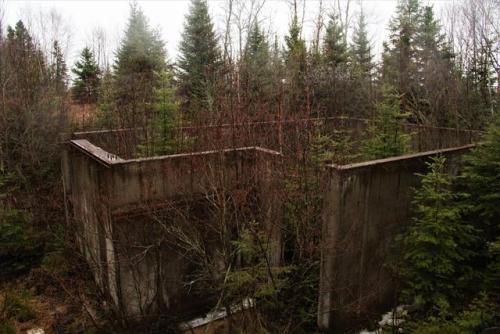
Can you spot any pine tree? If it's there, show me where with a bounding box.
[242,22,272,116]
[400,156,476,309]
[414,5,457,126]
[382,0,421,116]
[51,41,68,95]
[350,9,374,117]
[352,10,373,79]
[460,113,500,251]
[95,67,116,128]
[71,47,100,104]
[114,2,167,126]
[283,13,307,115]
[148,69,181,155]
[362,85,411,159]
[177,0,221,116]
[5,21,47,108]
[323,14,348,67]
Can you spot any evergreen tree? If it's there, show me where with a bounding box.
[283,13,307,115]
[459,114,500,283]
[362,85,411,159]
[51,41,68,95]
[95,67,116,128]
[242,22,272,116]
[177,0,221,116]
[114,2,167,126]
[148,69,181,155]
[350,9,374,117]
[352,10,373,79]
[414,5,457,126]
[323,14,348,67]
[5,21,47,108]
[315,12,352,117]
[400,156,476,310]
[382,0,421,116]
[71,47,100,104]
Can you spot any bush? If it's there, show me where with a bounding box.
[0,171,44,279]
[0,321,16,334]
[2,291,36,323]
[405,293,498,334]
[0,210,44,279]
[398,156,476,309]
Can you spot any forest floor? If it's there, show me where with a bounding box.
[0,257,101,334]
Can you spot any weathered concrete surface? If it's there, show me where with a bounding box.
[317,145,473,333]
[63,140,283,319]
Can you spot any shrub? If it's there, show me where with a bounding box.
[398,156,477,309]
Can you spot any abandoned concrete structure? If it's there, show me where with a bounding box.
[62,138,283,319]
[62,117,479,332]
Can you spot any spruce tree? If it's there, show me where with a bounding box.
[284,13,307,115]
[400,156,476,310]
[362,85,411,159]
[351,9,374,117]
[148,69,181,155]
[95,67,116,128]
[114,2,167,126]
[414,5,457,126]
[71,47,100,104]
[323,14,348,67]
[242,22,272,116]
[382,0,421,116]
[459,114,500,281]
[51,41,68,95]
[352,10,373,79]
[316,12,352,117]
[177,0,221,116]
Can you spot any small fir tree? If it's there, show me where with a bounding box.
[148,69,182,156]
[352,9,373,79]
[382,0,421,114]
[323,14,348,67]
[284,13,307,115]
[51,41,68,95]
[242,22,272,116]
[71,47,100,104]
[95,67,116,128]
[362,85,411,159]
[400,156,476,309]
[459,113,500,294]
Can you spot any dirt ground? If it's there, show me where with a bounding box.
[0,267,100,334]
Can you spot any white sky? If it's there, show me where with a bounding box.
[1,0,452,69]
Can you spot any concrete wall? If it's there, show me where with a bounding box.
[63,141,283,320]
[317,145,473,333]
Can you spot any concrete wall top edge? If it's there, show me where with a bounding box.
[327,144,475,172]
[69,139,282,167]
[70,139,124,166]
[113,146,282,165]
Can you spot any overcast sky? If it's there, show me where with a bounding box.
[1,0,452,69]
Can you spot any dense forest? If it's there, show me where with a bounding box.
[0,0,499,333]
